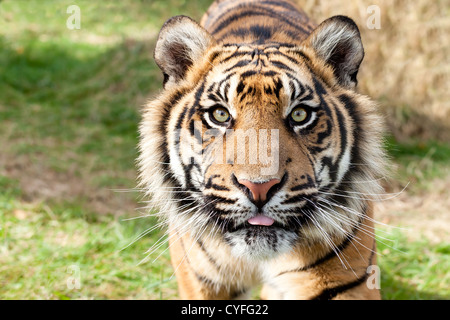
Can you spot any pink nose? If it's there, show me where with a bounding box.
[237,179,281,202]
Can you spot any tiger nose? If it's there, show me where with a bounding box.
[237,178,281,205]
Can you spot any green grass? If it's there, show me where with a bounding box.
[0,186,177,299]
[0,0,449,300]
[385,136,450,191]
[377,229,450,300]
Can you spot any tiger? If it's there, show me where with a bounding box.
[138,0,387,300]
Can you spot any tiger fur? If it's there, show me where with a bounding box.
[138,0,387,299]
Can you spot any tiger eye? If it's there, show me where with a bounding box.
[291,107,308,123]
[212,107,230,123]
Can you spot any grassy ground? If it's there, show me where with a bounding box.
[0,0,449,299]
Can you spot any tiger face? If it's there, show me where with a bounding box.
[139,14,385,261]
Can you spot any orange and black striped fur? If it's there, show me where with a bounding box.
[138,0,387,299]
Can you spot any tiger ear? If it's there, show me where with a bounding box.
[154,15,216,87]
[305,15,364,89]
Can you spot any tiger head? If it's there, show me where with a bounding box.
[139,15,386,260]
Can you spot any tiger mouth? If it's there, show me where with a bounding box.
[229,221,285,233]
[227,216,299,233]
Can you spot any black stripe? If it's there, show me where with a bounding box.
[290,174,315,191]
[273,77,283,100]
[258,0,302,13]
[174,104,189,183]
[311,272,369,300]
[182,159,202,193]
[196,238,222,271]
[218,72,236,89]
[175,104,188,130]
[338,94,362,170]
[292,79,306,101]
[159,90,185,138]
[223,83,230,101]
[236,81,245,94]
[187,80,206,120]
[321,156,339,184]
[211,0,301,31]
[208,184,230,191]
[336,94,365,206]
[180,236,228,294]
[205,175,230,191]
[188,118,203,145]
[158,90,185,183]
[212,8,309,36]
[204,194,236,205]
[270,60,295,72]
[208,50,222,64]
[207,92,221,103]
[206,81,217,94]
[224,59,252,73]
[225,24,275,42]
[240,5,310,34]
[280,194,307,205]
[240,70,258,79]
[221,51,253,63]
[315,243,378,300]
[291,50,312,63]
[267,50,303,65]
[277,206,366,276]
[277,235,353,275]
[289,80,296,100]
[170,180,195,211]
[249,24,273,42]
[181,238,219,288]
[262,70,279,77]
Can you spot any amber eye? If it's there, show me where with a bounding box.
[211,106,230,124]
[290,107,308,123]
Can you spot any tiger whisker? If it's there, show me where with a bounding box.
[140,198,220,265]
[314,203,381,262]
[304,209,355,274]
[314,208,375,268]
[120,220,167,252]
[317,196,406,231]
[169,212,214,280]
[315,197,406,255]
[316,184,407,202]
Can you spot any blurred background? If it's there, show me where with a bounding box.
[0,0,448,299]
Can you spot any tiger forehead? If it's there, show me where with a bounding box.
[210,45,313,85]
[212,44,302,70]
[205,72,288,111]
[208,62,314,107]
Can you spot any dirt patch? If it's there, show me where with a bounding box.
[376,177,450,243]
[0,152,138,216]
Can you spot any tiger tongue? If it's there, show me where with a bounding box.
[247,215,275,226]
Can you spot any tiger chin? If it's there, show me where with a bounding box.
[138,0,387,300]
